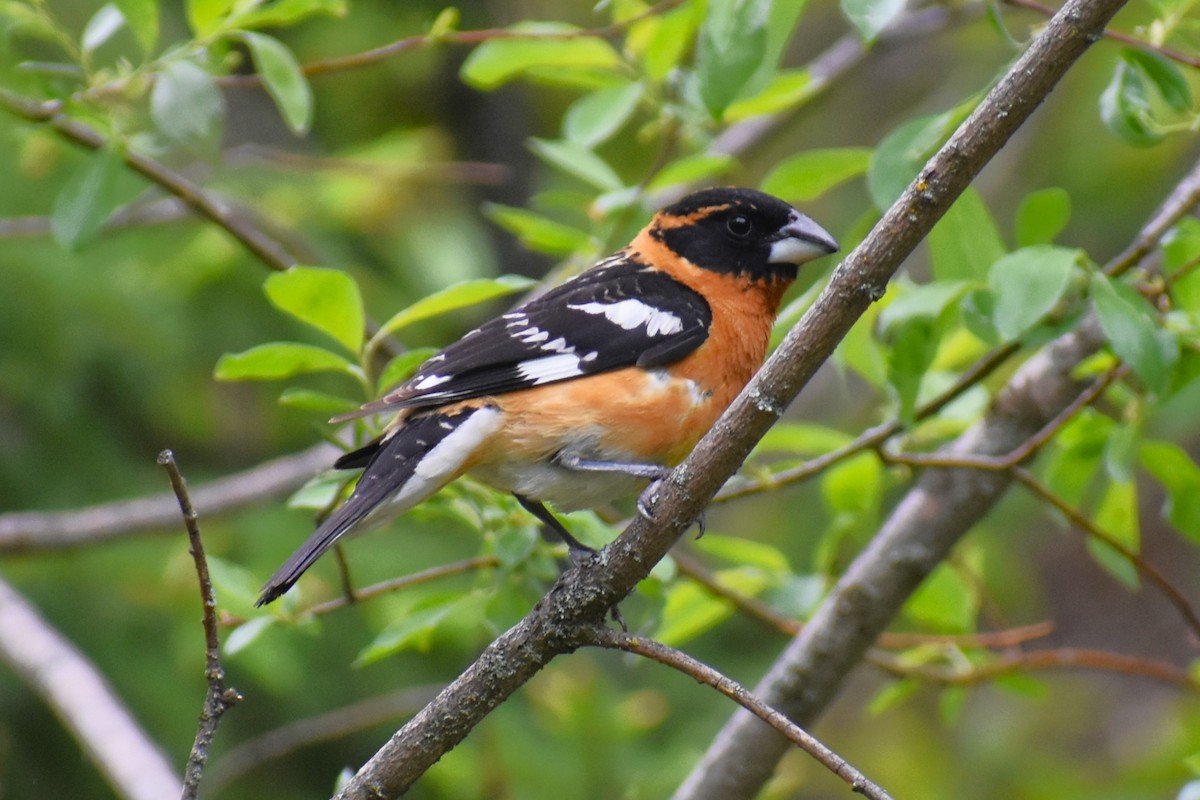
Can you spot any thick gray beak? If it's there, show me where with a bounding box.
[768,210,839,265]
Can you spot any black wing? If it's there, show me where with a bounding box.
[361,255,712,413]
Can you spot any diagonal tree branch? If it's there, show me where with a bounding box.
[670,131,1200,800]
[331,0,1130,796]
[0,576,182,800]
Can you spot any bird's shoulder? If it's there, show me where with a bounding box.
[351,251,713,417]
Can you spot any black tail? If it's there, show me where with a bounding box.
[256,404,500,606]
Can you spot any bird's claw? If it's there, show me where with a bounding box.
[637,478,663,521]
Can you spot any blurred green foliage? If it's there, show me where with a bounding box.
[2,0,1200,798]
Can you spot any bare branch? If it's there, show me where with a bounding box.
[0,443,337,554]
[0,576,182,800]
[332,0,1130,796]
[159,450,243,800]
[585,627,895,800]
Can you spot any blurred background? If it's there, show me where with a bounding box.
[1,0,1199,797]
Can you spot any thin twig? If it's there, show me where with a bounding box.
[882,367,1124,471]
[1013,468,1200,639]
[871,646,1199,689]
[585,627,896,800]
[220,0,686,87]
[297,555,501,618]
[1003,0,1200,69]
[159,450,243,800]
[0,88,299,272]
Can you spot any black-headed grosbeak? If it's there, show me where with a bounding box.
[257,187,837,606]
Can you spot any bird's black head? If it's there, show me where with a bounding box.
[651,187,838,280]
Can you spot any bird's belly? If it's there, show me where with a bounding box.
[468,459,646,511]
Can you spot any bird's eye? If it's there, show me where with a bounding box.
[726,214,753,239]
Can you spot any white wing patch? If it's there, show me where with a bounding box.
[516,353,584,385]
[413,373,452,390]
[568,299,684,336]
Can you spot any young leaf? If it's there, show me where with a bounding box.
[696,0,770,117]
[528,138,622,191]
[725,69,815,120]
[235,0,347,29]
[842,0,905,42]
[1088,479,1140,588]
[264,266,364,354]
[1100,58,1162,147]
[563,82,643,147]
[645,154,738,192]
[355,593,475,665]
[278,388,360,416]
[1090,272,1178,392]
[185,0,235,38]
[112,0,158,52]
[694,534,791,573]
[51,146,123,250]
[760,147,872,202]
[1121,49,1191,112]
[1015,187,1071,247]
[484,203,593,256]
[372,275,535,344]
[224,616,275,656]
[151,58,224,155]
[240,32,313,135]
[868,110,957,209]
[905,562,978,632]
[460,24,622,89]
[215,342,357,381]
[988,245,1081,339]
[82,5,125,55]
[928,187,1006,281]
[1139,440,1200,541]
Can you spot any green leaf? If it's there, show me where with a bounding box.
[563,82,643,147]
[886,316,939,423]
[224,616,275,656]
[215,342,357,381]
[264,266,364,353]
[287,471,348,511]
[377,347,439,393]
[988,245,1081,339]
[753,422,853,456]
[646,154,738,192]
[1122,49,1191,111]
[696,0,771,117]
[460,23,623,90]
[240,32,313,135]
[355,593,475,665]
[627,2,700,81]
[151,58,224,155]
[1100,57,1162,147]
[112,0,158,52]
[186,0,234,37]
[655,582,735,646]
[528,138,622,191]
[372,275,535,345]
[1015,187,1071,247]
[868,678,919,715]
[928,187,1006,281]
[878,280,972,331]
[821,452,881,516]
[760,148,871,202]
[82,5,125,55]
[1139,440,1200,541]
[207,556,265,611]
[278,388,360,416]
[907,563,978,632]
[235,0,347,29]
[841,0,905,41]
[484,203,592,256]
[724,69,816,120]
[867,111,955,209]
[1103,420,1140,483]
[51,146,123,250]
[1088,479,1140,588]
[693,534,791,573]
[1091,272,1178,392]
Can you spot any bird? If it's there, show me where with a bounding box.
[256,187,838,606]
